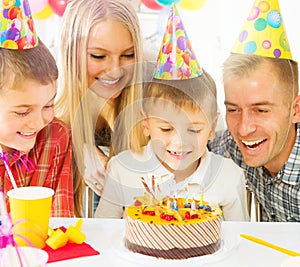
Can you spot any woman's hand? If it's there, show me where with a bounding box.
[84,145,109,196]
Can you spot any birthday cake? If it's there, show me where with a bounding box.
[125,195,223,259]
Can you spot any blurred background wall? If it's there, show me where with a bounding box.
[32,0,300,125]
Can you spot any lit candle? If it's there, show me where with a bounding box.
[185,193,189,205]
[167,199,171,209]
[172,199,178,210]
[191,200,196,210]
[184,193,191,208]
[199,193,204,208]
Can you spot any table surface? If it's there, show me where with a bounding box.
[48,218,300,267]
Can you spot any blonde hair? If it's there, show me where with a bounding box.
[143,70,218,126]
[223,54,299,103]
[55,0,147,216]
[0,40,58,90]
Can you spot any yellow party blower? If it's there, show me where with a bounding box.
[46,219,86,250]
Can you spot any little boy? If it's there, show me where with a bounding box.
[95,71,249,221]
[0,40,74,217]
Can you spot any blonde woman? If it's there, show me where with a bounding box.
[55,0,147,216]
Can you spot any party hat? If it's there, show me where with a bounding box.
[231,0,292,59]
[153,3,202,80]
[0,0,38,49]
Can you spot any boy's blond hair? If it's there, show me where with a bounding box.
[143,69,218,126]
[0,40,58,90]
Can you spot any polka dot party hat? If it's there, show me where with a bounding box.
[153,3,202,80]
[231,0,292,59]
[0,0,38,49]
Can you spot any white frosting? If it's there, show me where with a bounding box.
[125,215,222,250]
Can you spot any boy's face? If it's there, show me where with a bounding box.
[87,19,135,100]
[0,79,56,153]
[143,100,214,178]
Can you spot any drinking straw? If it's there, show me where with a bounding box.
[0,146,17,189]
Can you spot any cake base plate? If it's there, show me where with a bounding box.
[112,228,239,266]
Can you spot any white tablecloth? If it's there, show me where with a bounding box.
[48,218,300,267]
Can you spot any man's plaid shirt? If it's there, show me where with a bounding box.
[208,125,300,222]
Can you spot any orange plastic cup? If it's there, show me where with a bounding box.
[7,186,54,248]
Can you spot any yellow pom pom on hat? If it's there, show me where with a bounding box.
[231,0,292,60]
[153,3,202,80]
[0,0,38,49]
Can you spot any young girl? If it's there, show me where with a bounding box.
[55,0,147,215]
[0,40,74,217]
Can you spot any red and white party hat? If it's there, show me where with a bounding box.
[231,0,292,59]
[153,3,202,80]
[0,0,38,49]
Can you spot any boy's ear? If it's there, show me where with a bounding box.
[208,113,219,140]
[291,95,300,123]
[141,109,150,137]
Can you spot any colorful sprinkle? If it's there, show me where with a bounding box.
[204,205,212,211]
[184,203,191,208]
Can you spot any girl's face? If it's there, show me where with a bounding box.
[87,19,135,100]
[0,79,56,153]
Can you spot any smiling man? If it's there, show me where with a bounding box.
[208,54,300,222]
[208,0,300,222]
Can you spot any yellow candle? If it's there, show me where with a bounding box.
[199,193,204,206]
[167,199,171,209]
